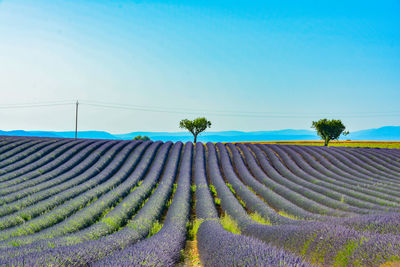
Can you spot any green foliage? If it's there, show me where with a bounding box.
[191,185,196,194]
[301,234,316,256]
[249,212,271,225]
[179,249,185,262]
[334,237,368,267]
[208,184,221,206]
[246,185,256,195]
[187,219,204,240]
[209,184,217,197]
[278,210,300,220]
[238,198,246,208]
[179,117,211,143]
[226,183,236,194]
[10,240,21,247]
[102,217,119,229]
[311,119,349,146]
[226,183,246,208]
[147,220,163,238]
[165,184,177,209]
[20,214,31,222]
[133,135,150,141]
[165,198,173,208]
[263,141,400,149]
[220,212,241,235]
[172,183,178,195]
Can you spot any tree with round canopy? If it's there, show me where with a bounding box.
[312,119,349,146]
[179,117,211,143]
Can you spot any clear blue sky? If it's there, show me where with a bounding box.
[1,0,399,133]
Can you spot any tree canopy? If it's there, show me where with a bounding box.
[179,117,212,143]
[311,119,349,146]
[133,135,150,141]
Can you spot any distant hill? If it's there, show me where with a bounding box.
[0,130,61,138]
[346,126,400,141]
[1,126,399,142]
[56,131,117,139]
[115,130,320,142]
[0,130,116,140]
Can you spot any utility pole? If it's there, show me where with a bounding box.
[75,100,79,139]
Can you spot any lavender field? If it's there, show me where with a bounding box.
[0,136,399,266]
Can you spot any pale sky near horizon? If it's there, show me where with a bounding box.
[0,0,399,133]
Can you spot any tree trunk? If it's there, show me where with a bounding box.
[324,139,329,146]
[194,134,197,143]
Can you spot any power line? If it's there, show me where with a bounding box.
[81,100,400,116]
[0,101,74,109]
[80,101,400,119]
[0,100,400,118]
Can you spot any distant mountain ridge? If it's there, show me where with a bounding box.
[0,131,116,140]
[114,130,320,142]
[1,126,399,142]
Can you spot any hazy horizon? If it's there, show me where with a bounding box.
[1,125,399,135]
[1,1,399,133]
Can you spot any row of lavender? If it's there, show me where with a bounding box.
[0,138,308,266]
[0,138,176,265]
[2,138,192,266]
[206,142,400,266]
[0,136,399,266]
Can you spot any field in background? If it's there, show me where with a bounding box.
[240,141,400,149]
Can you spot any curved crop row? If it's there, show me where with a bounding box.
[235,143,332,219]
[0,140,95,192]
[207,143,400,266]
[198,142,311,266]
[0,139,85,186]
[0,141,118,216]
[0,142,183,263]
[0,139,59,176]
[0,140,134,233]
[0,139,46,165]
[92,142,192,266]
[0,142,170,248]
[0,140,105,201]
[279,145,400,203]
[286,144,400,200]
[258,144,400,211]
[0,136,399,267]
